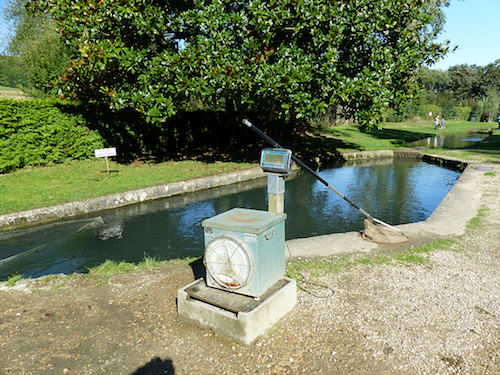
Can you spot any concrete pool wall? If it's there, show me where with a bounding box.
[286,158,488,258]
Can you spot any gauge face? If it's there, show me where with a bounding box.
[204,234,255,290]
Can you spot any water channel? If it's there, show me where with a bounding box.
[407,131,490,148]
[0,158,461,280]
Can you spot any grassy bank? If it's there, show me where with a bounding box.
[319,119,498,152]
[1,119,498,216]
[415,127,500,163]
[0,159,255,215]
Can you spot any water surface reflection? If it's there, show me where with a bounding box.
[408,131,489,148]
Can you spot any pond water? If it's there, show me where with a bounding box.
[0,158,461,280]
[407,131,489,148]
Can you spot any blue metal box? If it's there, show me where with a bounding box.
[202,208,286,298]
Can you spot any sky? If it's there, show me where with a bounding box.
[0,0,12,54]
[0,0,499,70]
[432,0,500,70]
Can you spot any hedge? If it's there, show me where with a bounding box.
[0,99,104,173]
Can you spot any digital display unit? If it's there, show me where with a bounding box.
[259,148,292,174]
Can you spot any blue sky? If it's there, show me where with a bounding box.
[432,0,500,70]
[0,0,10,53]
[0,0,13,54]
[0,0,498,70]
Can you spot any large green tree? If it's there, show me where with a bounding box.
[481,89,499,123]
[479,62,500,96]
[4,0,71,94]
[31,0,451,131]
[447,64,480,101]
[0,54,28,87]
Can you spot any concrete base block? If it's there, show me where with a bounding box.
[177,277,297,346]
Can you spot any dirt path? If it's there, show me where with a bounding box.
[0,263,400,374]
[1,164,499,375]
[0,89,29,100]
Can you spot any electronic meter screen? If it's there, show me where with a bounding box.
[260,148,292,174]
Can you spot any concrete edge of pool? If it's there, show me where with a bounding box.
[285,160,489,259]
[0,167,268,231]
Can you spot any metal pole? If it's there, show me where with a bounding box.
[242,119,408,237]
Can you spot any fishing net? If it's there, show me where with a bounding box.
[362,219,409,244]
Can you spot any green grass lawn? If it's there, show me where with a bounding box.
[1,119,498,216]
[0,159,255,215]
[0,86,29,100]
[319,119,498,152]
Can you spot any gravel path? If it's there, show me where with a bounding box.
[0,164,499,374]
[302,165,500,374]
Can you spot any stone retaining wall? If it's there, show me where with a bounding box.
[341,149,423,160]
[422,154,468,171]
[341,149,467,172]
[0,167,266,232]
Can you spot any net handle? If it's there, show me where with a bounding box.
[242,119,409,239]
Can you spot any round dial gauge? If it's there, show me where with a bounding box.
[204,234,255,290]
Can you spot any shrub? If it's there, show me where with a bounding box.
[385,107,408,122]
[0,99,104,173]
[420,104,443,120]
[453,106,472,121]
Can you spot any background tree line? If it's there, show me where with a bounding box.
[387,62,500,124]
[1,0,456,161]
[0,0,71,95]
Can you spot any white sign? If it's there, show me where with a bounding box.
[95,147,117,158]
[244,233,257,243]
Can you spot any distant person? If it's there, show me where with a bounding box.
[497,113,500,129]
[440,118,446,129]
[434,115,440,129]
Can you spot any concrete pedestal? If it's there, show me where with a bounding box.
[177,277,297,346]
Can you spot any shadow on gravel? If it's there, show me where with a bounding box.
[130,357,175,374]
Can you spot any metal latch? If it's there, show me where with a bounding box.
[264,229,275,240]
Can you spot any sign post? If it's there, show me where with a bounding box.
[94,147,117,178]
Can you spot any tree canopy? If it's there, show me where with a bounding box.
[0,55,28,87]
[3,0,71,94]
[28,0,451,131]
